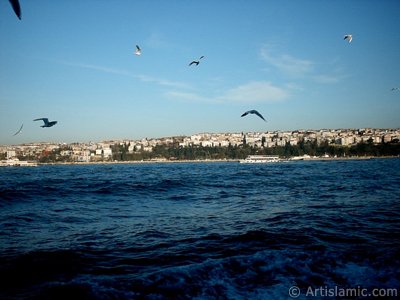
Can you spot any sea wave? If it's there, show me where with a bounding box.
[1,228,399,299]
[1,159,400,299]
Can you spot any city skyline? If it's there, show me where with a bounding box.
[2,127,399,147]
[1,1,400,145]
[2,127,399,164]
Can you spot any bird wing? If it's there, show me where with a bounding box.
[189,61,197,66]
[13,123,23,136]
[34,118,49,124]
[241,111,249,117]
[136,45,141,51]
[9,0,21,19]
[344,35,352,42]
[253,110,267,121]
[199,56,204,60]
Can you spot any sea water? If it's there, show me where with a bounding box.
[0,159,399,299]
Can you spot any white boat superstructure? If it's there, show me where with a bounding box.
[240,155,282,163]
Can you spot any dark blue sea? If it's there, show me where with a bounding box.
[1,159,400,299]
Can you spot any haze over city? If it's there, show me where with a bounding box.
[1,0,399,145]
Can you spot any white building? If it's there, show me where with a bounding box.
[103,148,112,157]
[6,150,16,159]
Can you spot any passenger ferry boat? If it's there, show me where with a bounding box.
[240,155,282,163]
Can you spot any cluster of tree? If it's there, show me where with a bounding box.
[8,140,399,163]
[110,140,400,162]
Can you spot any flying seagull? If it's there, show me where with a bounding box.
[8,0,21,19]
[135,45,141,56]
[13,123,23,136]
[241,110,267,122]
[391,87,399,91]
[34,118,58,128]
[344,34,353,43]
[189,56,205,66]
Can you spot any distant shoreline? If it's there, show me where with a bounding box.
[37,156,399,166]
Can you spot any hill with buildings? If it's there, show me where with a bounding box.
[1,128,399,163]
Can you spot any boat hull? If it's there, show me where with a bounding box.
[240,155,282,163]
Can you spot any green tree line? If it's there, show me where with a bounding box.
[17,140,398,163]
[111,140,400,161]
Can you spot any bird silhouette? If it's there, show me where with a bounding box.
[8,0,21,19]
[344,34,353,43]
[241,110,267,122]
[34,118,58,128]
[391,87,399,91]
[13,123,23,136]
[135,45,141,56]
[189,56,204,66]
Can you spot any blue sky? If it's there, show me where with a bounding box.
[1,0,399,145]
